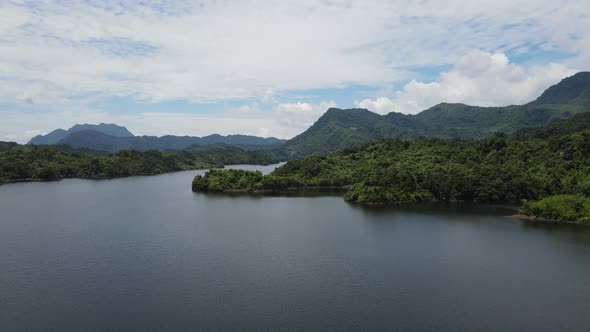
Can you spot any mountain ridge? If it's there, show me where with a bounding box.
[27,71,590,156]
[29,124,285,152]
[51,130,284,152]
[282,71,590,157]
[29,123,133,145]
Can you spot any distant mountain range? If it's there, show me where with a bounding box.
[282,72,590,157]
[29,123,134,145]
[29,124,285,152]
[28,72,590,157]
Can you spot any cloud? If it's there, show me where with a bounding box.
[356,50,577,114]
[0,1,589,107]
[273,101,337,131]
[235,102,261,114]
[3,134,18,142]
[355,97,396,115]
[261,90,275,104]
[24,130,42,139]
[0,1,589,142]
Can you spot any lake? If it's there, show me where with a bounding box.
[1,164,590,331]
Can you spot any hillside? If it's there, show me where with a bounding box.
[282,72,590,158]
[193,113,590,209]
[529,72,590,106]
[513,112,590,139]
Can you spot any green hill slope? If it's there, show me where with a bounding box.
[282,72,590,158]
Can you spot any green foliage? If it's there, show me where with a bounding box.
[520,195,590,223]
[0,143,283,184]
[513,112,590,139]
[192,169,264,192]
[194,124,590,205]
[184,146,286,166]
[344,183,433,204]
[192,169,304,192]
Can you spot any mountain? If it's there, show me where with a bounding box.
[282,72,590,158]
[282,108,417,156]
[54,130,284,152]
[529,72,590,106]
[29,123,133,145]
[28,72,590,156]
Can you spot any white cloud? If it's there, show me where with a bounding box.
[273,101,337,131]
[235,102,261,114]
[355,97,396,115]
[24,130,42,139]
[0,1,589,107]
[3,134,18,142]
[356,50,577,114]
[261,90,276,104]
[0,1,589,141]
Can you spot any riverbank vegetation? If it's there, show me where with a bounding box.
[0,144,283,184]
[519,195,590,223]
[192,114,590,208]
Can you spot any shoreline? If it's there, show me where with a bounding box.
[197,187,524,206]
[1,162,285,186]
[510,214,588,226]
[209,185,352,194]
[0,169,205,186]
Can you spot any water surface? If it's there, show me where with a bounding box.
[1,165,590,331]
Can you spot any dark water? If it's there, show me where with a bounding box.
[1,165,590,331]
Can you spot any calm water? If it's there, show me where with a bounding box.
[1,164,590,331]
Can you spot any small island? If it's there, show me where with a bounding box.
[517,195,590,224]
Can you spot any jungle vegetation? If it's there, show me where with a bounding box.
[519,195,590,223]
[0,144,283,184]
[193,113,590,219]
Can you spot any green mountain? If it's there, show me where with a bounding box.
[29,123,134,145]
[26,72,590,156]
[30,125,285,152]
[283,72,590,158]
[282,108,405,156]
[529,72,590,105]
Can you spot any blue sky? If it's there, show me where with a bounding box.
[0,0,588,142]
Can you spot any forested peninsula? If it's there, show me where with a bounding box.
[193,113,590,223]
[0,143,283,184]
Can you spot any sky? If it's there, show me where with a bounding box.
[1,0,589,143]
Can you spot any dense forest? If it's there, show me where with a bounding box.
[193,113,590,222]
[0,144,283,184]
